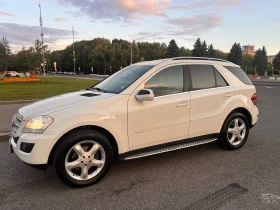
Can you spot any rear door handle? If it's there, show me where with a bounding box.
[176,102,188,107]
[224,93,233,98]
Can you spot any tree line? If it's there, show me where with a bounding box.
[1,36,280,76]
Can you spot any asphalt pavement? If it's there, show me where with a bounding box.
[0,84,280,210]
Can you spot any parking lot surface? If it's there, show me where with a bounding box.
[0,84,280,210]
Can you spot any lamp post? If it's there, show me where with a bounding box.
[39,4,45,76]
[72,26,75,74]
[255,66,257,76]
[130,40,132,65]
[272,66,274,76]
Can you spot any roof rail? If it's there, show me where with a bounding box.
[171,57,230,63]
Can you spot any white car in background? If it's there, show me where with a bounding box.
[4,71,20,77]
[10,57,259,187]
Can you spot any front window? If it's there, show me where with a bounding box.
[144,65,184,97]
[94,65,154,94]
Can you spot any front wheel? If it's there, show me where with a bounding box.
[53,129,113,187]
[217,112,249,150]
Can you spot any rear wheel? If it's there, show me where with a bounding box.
[217,112,249,150]
[53,129,113,187]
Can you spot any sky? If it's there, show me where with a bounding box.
[0,0,279,55]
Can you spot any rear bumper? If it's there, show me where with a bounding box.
[251,106,259,127]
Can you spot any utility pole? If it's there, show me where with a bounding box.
[72,26,75,74]
[255,66,257,76]
[130,40,133,65]
[39,3,45,76]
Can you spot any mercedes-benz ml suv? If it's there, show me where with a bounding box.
[9,57,259,187]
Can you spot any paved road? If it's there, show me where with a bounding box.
[0,103,30,134]
[1,84,280,210]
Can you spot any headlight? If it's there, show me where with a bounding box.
[22,116,54,133]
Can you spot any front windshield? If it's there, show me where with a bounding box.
[94,65,154,94]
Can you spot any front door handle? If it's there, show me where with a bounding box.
[176,102,188,107]
[224,93,233,98]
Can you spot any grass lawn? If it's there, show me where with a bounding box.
[0,77,99,101]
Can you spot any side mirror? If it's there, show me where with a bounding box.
[135,89,154,102]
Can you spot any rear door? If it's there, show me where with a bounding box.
[188,64,235,138]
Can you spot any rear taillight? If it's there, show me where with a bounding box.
[251,93,257,105]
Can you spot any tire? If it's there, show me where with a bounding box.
[16,75,20,77]
[53,129,113,187]
[217,112,249,150]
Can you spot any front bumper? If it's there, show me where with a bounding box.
[9,133,57,165]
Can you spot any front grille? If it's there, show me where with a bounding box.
[11,112,24,135]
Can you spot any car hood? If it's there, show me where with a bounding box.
[19,90,115,120]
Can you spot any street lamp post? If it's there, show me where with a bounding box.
[72,26,75,74]
[272,66,274,76]
[39,4,45,76]
[130,40,132,65]
[255,66,257,76]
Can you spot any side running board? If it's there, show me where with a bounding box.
[123,138,217,160]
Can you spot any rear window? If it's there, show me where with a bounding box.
[223,66,252,85]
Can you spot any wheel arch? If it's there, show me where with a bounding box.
[47,125,120,165]
[225,107,253,128]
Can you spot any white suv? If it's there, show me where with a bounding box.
[9,57,259,187]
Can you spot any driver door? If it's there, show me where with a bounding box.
[127,65,190,150]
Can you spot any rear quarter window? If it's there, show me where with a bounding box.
[223,66,252,85]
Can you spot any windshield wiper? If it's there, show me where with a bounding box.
[87,87,107,93]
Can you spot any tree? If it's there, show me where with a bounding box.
[208,44,216,58]
[201,40,207,57]
[216,50,228,60]
[253,46,268,75]
[228,43,242,65]
[261,46,268,72]
[0,41,4,71]
[165,39,179,58]
[0,36,12,71]
[179,47,192,57]
[192,38,203,57]
[273,51,280,71]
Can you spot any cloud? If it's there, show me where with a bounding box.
[171,0,243,11]
[0,11,14,16]
[134,31,166,41]
[49,0,170,22]
[55,17,67,21]
[0,23,73,46]
[66,11,82,18]
[133,13,223,43]
[166,15,223,36]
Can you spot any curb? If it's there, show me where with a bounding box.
[0,99,39,105]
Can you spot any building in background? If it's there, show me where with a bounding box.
[267,55,276,64]
[242,45,256,56]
